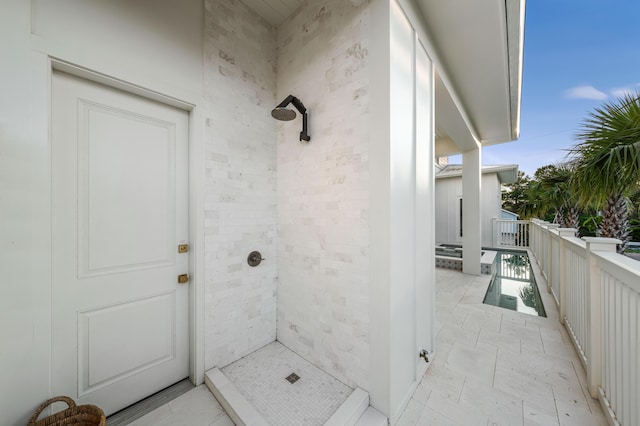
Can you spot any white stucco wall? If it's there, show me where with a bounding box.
[435,172,502,247]
[369,0,436,422]
[275,0,372,390]
[202,0,278,370]
[30,0,203,97]
[1,5,50,425]
[482,173,502,244]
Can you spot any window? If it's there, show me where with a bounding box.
[459,198,463,237]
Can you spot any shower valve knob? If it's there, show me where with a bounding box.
[247,251,264,267]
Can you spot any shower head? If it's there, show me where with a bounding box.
[271,95,311,141]
[271,107,297,121]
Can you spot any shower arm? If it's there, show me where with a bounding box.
[277,95,310,142]
[300,111,310,142]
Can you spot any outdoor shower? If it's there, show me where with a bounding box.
[271,95,311,142]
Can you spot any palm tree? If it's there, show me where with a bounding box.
[570,92,640,253]
[538,163,581,228]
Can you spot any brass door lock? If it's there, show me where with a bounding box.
[178,274,189,284]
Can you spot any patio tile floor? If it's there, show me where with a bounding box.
[397,263,608,426]
[127,384,233,426]
[124,252,608,426]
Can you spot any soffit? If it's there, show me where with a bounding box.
[416,0,525,145]
[435,164,518,184]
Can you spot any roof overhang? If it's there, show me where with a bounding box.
[435,164,519,184]
[242,0,526,153]
[416,0,526,151]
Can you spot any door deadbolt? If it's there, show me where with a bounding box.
[177,274,189,284]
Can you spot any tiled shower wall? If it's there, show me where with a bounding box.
[203,0,278,369]
[276,0,371,390]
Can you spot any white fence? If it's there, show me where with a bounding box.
[492,219,530,248]
[529,219,640,426]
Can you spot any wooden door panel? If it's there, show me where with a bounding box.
[51,70,189,415]
[78,292,176,395]
[78,100,176,275]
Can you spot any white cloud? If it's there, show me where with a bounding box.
[610,84,640,98]
[564,85,608,100]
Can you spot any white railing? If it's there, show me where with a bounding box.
[597,252,640,426]
[564,236,589,367]
[492,219,530,248]
[529,220,640,426]
[550,230,561,305]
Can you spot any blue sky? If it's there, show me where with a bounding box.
[456,0,640,177]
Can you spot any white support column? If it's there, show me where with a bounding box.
[462,147,481,275]
[583,237,620,398]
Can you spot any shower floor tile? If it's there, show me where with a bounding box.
[220,341,352,425]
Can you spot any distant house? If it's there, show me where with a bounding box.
[501,209,519,221]
[435,164,519,247]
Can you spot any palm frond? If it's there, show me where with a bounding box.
[570,92,640,205]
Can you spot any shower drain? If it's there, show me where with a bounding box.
[285,373,300,384]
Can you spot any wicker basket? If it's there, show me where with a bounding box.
[28,396,106,426]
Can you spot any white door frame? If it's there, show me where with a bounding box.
[48,58,206,387]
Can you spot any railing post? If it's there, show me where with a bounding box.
[492,217,498,248]
[557,228,577,325]
[583,236,620,398]
[538,220,550,273]
[545,224,559,292]
[532,220,540,258]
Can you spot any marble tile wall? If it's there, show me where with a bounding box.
[275,0,371,390]
[203,0,278,369]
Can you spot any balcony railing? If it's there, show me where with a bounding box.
[528,219,640,426]
[492,219,530,248]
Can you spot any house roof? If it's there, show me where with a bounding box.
[435,164,519,184]
[501,209,520,218]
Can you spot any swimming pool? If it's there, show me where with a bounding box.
[482,250,546,317]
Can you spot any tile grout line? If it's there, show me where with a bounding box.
[571,359,595,414]
[458,376,467,404]
[492,347,498,388]
[551,385,562,425]
[539,326,547,355]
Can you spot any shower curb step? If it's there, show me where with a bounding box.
[205,367,387,426]
[355,407,387,426]
[324,387,369,426]
[205,368,268,426]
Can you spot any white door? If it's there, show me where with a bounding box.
[51,71,190,415]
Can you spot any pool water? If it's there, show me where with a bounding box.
[483,251,546,317]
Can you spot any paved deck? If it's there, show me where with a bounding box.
[396,263,607,426]
[128,384,233,426]
[127,255,607,425]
